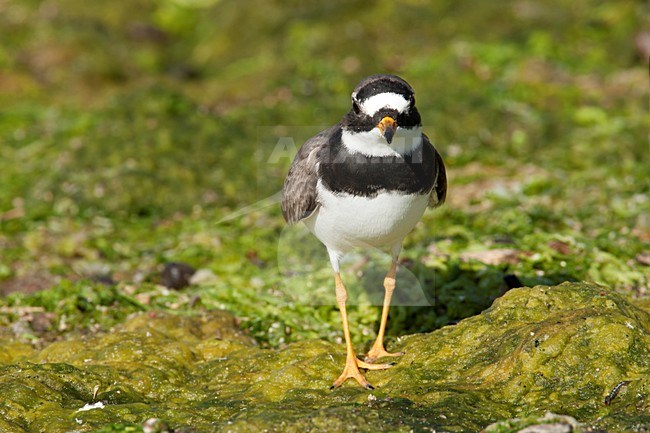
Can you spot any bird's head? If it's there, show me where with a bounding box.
[341,74,422,156]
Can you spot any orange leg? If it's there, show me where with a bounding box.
[365,260,405,362]
[331,273,392,390]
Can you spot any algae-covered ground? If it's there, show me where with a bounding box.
[1,0,649,432]
[1,283,649,432]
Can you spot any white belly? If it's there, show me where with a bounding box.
[303,181,429,254]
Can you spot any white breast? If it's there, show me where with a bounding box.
[303,180,429,255]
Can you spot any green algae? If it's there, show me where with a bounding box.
[1,0,647,354]
[0,0,648,431]
[0,340,33,364]
[482,412,581,433]
[0,282,647,432]
[384,282,650,430]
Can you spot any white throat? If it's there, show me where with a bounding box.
[341,126,423,157]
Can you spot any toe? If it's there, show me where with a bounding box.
[357,359,393,370]
[365,349,404,363]
[330,357,377,390]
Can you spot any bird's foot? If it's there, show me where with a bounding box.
[364,344,404,363]
[330,356,393,390]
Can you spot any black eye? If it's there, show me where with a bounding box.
[352,100,361,114]
[409,95,416,107]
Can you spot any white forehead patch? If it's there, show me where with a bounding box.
[359,92,410,116]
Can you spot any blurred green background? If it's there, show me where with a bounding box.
[0,0,648,345]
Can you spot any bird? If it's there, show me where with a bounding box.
[281,74,447,390]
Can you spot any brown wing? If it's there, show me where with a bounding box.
[424,134,447,208]
[281,126,337,224]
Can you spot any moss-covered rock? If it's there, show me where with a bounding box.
[384,282,650,431]
[0,282,647,432]
[482,412,580,433]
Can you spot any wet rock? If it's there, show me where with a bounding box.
[482,412,580,433]
[127,23,169,44]
[30,311,57,333]
[635,31,650,63]
[636,252,650,266]
[161,262,196,290]
[91,274,116,286]
[460,248,524,265]
[0,270,56,295]
[189,268,219,285]
[143,418,171,433]
[0,283,647,432]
